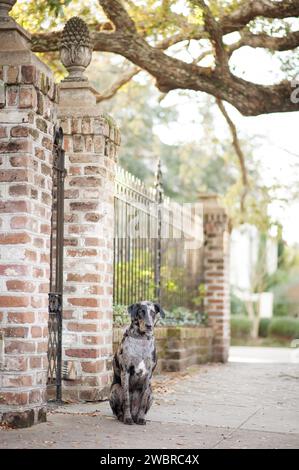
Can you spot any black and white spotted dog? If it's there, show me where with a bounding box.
[109,301,165,425]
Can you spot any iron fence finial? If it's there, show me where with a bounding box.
[155,157,163,204]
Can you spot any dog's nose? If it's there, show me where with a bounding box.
[146,324,152,329]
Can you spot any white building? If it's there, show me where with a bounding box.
[230,224,278,317]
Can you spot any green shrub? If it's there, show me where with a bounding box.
[113,304,208,328]
[273,302,289,317]
[159,306,208,326]
[113,304,128,326]
[230,315,252,338]
[268,317,299,340]
[259,318,271,338]
[230,293,247,316]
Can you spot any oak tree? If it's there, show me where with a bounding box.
[26,0,299,116]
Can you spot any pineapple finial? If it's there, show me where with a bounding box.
[60,17,93,81]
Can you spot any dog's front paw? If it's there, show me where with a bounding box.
[136,417,146,425]
[124,416,134,425]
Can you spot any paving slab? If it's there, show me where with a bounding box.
[1,348,299,449]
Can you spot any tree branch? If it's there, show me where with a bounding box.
[216,98,249,213]
[99,0,136,32]
[30,0,299,116]
[192,0,228,72]
[95,66,140,103]
[239,30,299,51]
[220,0,299,34]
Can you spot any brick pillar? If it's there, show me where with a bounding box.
[0,8,57,427]
[200,194,230,362]
[58,81,120,401]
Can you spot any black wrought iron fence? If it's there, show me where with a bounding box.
[47,127,66,402]
[113,167,158,306]
[113,161,204,312]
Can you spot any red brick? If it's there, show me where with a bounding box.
[10,216,29,229]
[8,185,30,197]
[81,361,105,373]
[31,296,43,309]
[25,250,37,262]
[8,312,35,324]
[5,356,28,371]
[68,298,98,307]
[0,140,30,153]
[4,326,28,338]
[82,335,103,345]
[0,392,28,406]
[67,249,97,258]
[41,136,52,150]
[29,389,42,404]
[21,65,36,84]
[84,213,101,222]
[30,357,42,369]
[4,375,33,388]
[0,296,29,308]
[84,237,103,246]
[67,322,97,332]
[69,177,101,187]
[83,311,102,320]
[0,169,29,183]
[36,117,47,133]
[6,66,19,84]
[10,126,29,138]
[70,202,98,211]
[68,166,81,176]
[5,339,35,353]
[37,90,44,115]
[6,280,35,292]
[0,264,29,277]
[37,341,47,353]
[32,267,44,278]
[7,86,18,106]
[66,273,100,283]
[31,326,42,338]
[65,349,98,358]
[0,232,31,244]
[0,126,7,138]
[19,86,35,108]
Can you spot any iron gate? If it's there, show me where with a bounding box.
[47,127,65,402]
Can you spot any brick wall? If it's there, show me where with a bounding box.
[0,59,57,427]
[58,83,120,401]
[200,194,230,362]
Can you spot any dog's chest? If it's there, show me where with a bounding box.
[122,336,154,376]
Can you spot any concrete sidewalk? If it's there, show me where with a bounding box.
[1,350,299,449]
[229,346,299,364]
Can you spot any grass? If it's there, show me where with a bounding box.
[231,337,291,348]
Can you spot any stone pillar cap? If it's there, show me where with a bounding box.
[198,192,219,203]
[58,80,99,109]
[0,0,31,47]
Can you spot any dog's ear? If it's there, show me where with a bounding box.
[154,303,165,318]
[128,303,139,320]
